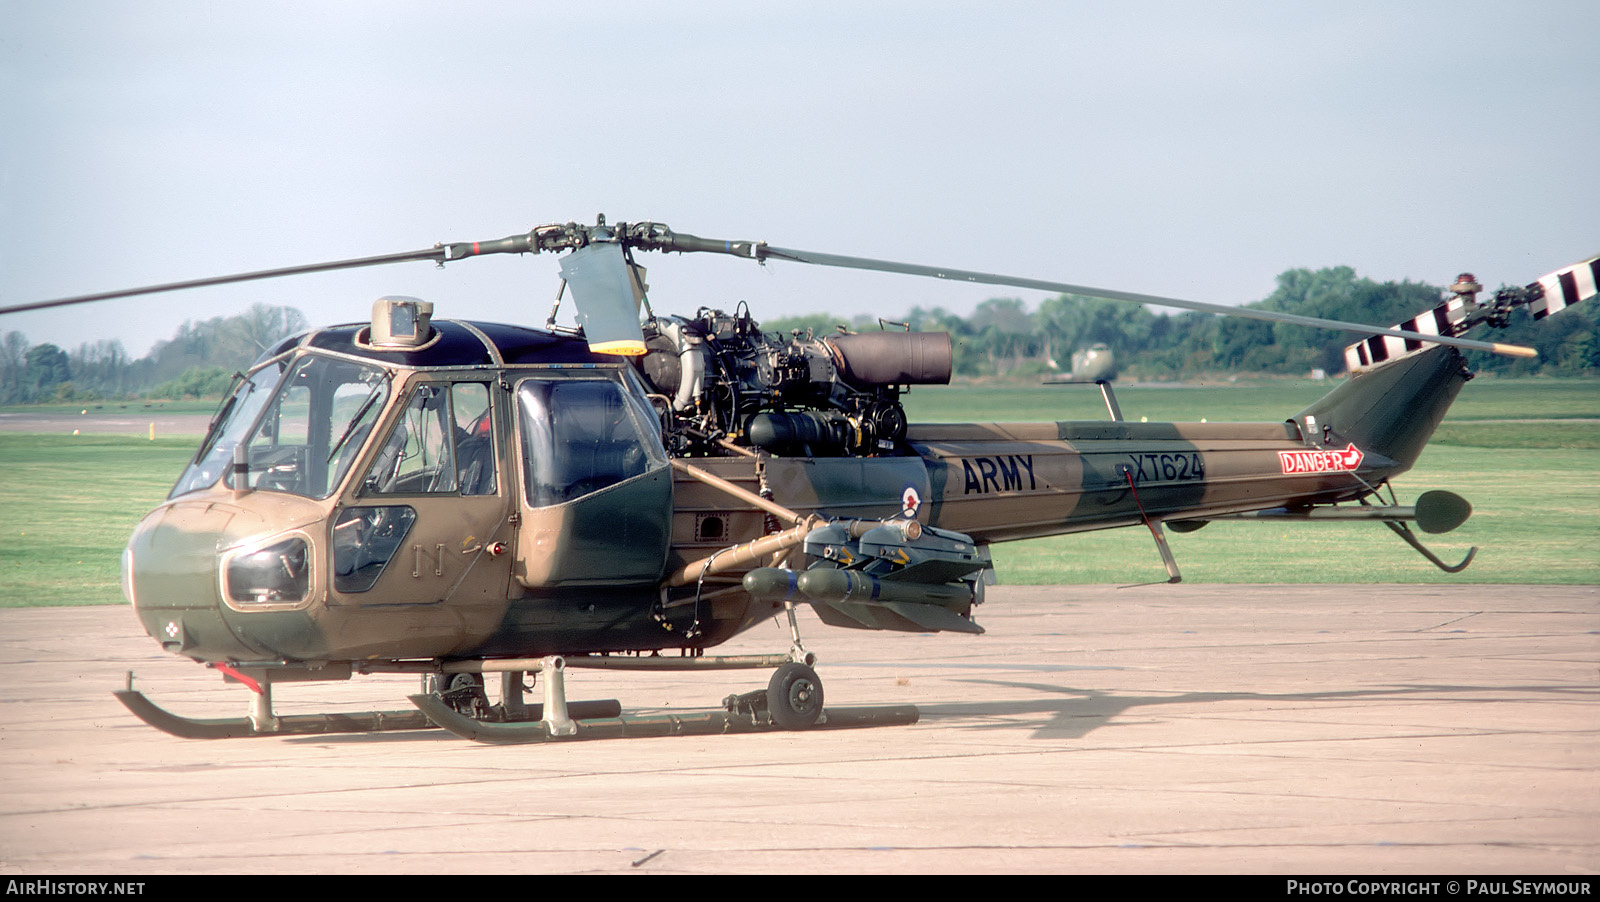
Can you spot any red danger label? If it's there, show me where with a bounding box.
[1278,444,1364,475]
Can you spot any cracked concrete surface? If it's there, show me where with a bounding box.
[0,585,1594,874]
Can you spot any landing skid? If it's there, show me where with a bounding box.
[115,671,918,744]
[113,683,622,740]
[113,687,435,739]
[410,692,919,744]
[412,652,918,744]
[115,630,921,743]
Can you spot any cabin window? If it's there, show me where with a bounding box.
[452,383,497,495]
[363,381,497,496]
[515,375,665,507]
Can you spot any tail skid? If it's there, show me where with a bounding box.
[1381,518,1477,573]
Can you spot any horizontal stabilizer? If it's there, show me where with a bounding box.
[1177,490,1470,534]
[1173,490,1475,572]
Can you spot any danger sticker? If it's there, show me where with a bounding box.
[1279,444,1364,475]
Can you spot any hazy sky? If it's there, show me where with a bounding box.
[2,1,1596,358]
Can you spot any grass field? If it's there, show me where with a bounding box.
[904,376,1600,442]
[0,378,1595,606]
[0,434,196,607]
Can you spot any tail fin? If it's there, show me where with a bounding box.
[1294,345,1470,474]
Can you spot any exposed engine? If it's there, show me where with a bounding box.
[635,305,952,457]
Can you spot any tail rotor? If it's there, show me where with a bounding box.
[1344,254,1599,373]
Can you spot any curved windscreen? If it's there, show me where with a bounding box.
[171,354,389,500]
[170,362,287,498]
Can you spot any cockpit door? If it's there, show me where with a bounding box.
[331,380,514,610]
[512,370,673,587]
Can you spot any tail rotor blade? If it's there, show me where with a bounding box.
[1529,254,1600,320]
[1344,253,1599,372]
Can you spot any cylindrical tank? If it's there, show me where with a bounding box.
[825,332,952,387]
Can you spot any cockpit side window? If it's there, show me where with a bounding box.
[364,381,497,496]
[452,382,497,495]
[516,375,666,507]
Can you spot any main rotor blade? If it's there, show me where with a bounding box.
[0,231,551,316]
[1,213,1546,363]
[753,244,1538,359]
[0,248,454,316]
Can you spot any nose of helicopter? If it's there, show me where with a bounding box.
[123,499,311,662]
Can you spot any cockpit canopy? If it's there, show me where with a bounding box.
[172,354,389,500]
[170,320,624,502]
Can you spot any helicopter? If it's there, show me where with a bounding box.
[5,216,1594,743]
[1043,343,1117,383]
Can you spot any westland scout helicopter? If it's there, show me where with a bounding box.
[8,217,1596,743]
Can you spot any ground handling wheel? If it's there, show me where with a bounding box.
[423,673,493,720]
[766,662,824,730]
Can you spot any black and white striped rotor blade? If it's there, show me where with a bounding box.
[1343,254,1598,373]
[1529,254,1600,320]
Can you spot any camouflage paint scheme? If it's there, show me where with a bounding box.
[125,319,1468,669]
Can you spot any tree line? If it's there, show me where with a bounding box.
[2,266,1594,405]
[766,265,1600,379]
[0,304,307,404]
